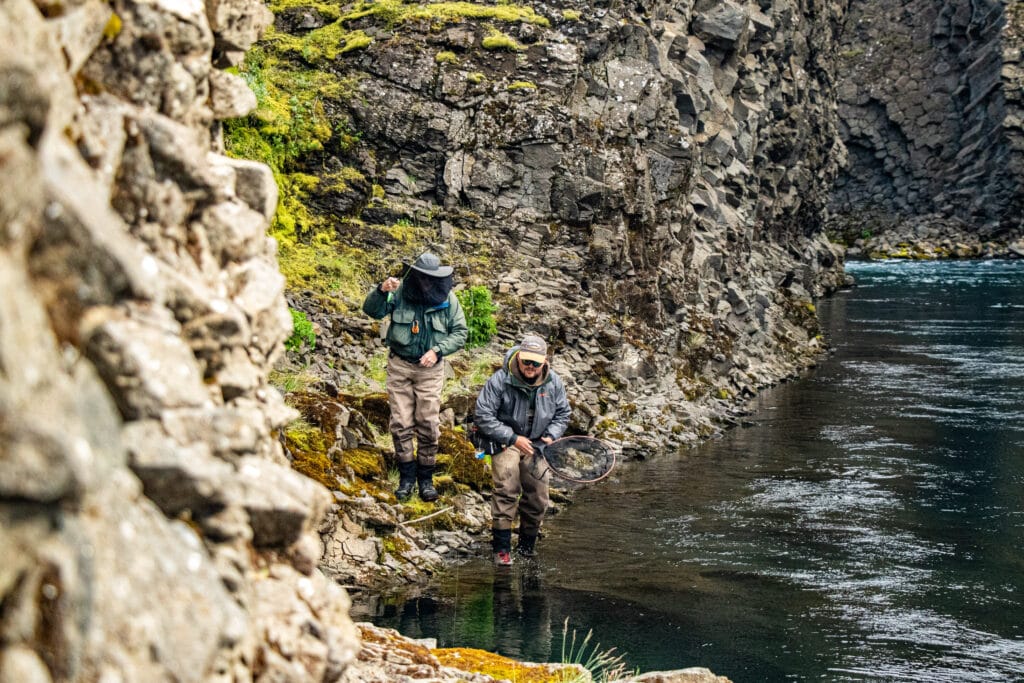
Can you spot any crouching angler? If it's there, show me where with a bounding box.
[474,335,571,566]
[362,253,468,502]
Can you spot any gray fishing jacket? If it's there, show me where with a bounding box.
[474,346,571,447]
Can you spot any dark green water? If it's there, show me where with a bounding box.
[354,260,1024,682]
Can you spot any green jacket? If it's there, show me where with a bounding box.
[362,285,468,360]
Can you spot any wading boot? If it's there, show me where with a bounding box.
[516,532,537,559]
[395,461,417,501]
[492,528,513,567]
[417,464,439,502]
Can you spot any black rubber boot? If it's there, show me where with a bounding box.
[492,528,513,567]
[516,532,537,558]
[395,461,417,501]
[417,464,439,502]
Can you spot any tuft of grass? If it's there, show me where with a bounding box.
[269,366,319,393]
[558,618,634,683]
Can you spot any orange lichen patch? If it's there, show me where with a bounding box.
[434,647,579,682]
[358,624,439,667]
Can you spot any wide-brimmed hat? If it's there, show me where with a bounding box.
[518,334,547,363]
[408,252,453,277]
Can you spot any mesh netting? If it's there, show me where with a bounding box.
[538,436,616,483]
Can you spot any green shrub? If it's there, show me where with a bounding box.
[456,286,498,349]
[286,308,317,351]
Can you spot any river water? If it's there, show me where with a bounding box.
[355,260,1024,682]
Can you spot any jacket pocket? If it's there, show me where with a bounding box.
[429,311,449,336]
[389,308,416,346]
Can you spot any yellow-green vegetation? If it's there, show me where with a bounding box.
[482,28,526,51]
[321,166,366,193]
[335,0,551,26]
[272,22,372,62]
[467,71,485,84]
[434,648,576,683]
[224,43,377,310]
[381,534,412,557]
[437,427,491,491]
[283,418,338,489]
[269,365,319,393]
[459,352,503,386]
[339,447,387,479]
[507,80,537,90]
[102,12,122,40]
[268,0,547,65]
[435,50,459,64]
[561,9,581,21]
[367,350,388,385]
[385,218,425,244]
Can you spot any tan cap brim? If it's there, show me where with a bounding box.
[519,351,546,363]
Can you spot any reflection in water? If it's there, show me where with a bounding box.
[354,565,555,665]
[358,261,1024,682]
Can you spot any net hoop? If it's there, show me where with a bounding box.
[536,435,617,484]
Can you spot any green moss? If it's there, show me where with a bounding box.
[267,0,342,19]
[272,21,372,62]
[320,166,366,193]
[466,72,485,84]
[435,50,458,64]
[507,80,537,90]
[339,447,386,479]
[284,419,338,489]
[561,9,581,20]
[382,534,412,557]
[437,427,491,491]
[385,218,424,244]
[482,28,525,51]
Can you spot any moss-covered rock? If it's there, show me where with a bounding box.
[437,426,490,492]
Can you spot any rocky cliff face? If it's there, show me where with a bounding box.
[830,0,1024,239]
[0,0,360,679]
[276,0,851,456]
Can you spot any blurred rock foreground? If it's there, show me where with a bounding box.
[0,0,1020,679]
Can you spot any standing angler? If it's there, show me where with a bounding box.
[363,253,468,502]
[474,334,571,566]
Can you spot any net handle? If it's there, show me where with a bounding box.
[533,436,617,484]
